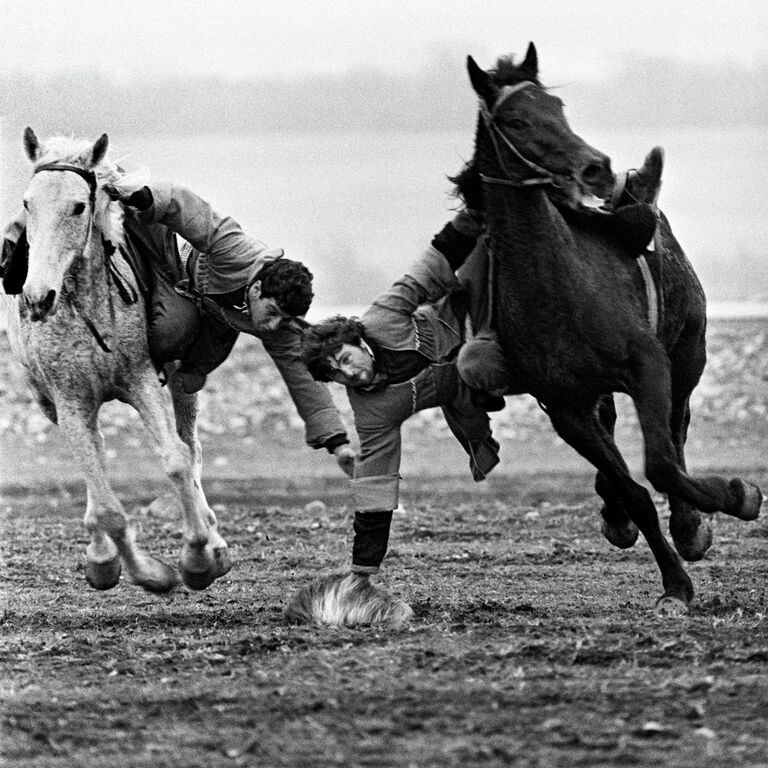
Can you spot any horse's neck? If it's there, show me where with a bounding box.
[486,187,571,283]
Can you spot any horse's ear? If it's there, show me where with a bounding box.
[23,127,40,161]
[90,133,109,167]
[467,56,497,103]
[520,42,539,79]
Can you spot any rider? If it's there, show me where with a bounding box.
[1,179,356,476]
[301,150,665,575]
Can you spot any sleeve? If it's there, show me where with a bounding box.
[139,182,276,269]
[430,209,484,271]
[365,211,483,323]
[260,324,348,449]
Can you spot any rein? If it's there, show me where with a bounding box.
[31,163,138,352]
[479,83,663,336]
[609,171,664,335]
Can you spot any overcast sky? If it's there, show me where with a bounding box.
[1,0,766,82]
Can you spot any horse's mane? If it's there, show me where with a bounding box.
[33,135,143,247]
[489,54,543,88]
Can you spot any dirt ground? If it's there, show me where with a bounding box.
[2,471,768,768]
[2,319,768,767]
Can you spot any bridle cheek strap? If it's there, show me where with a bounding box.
[479,81,556,185]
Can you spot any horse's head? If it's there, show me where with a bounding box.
[20,128,123,321]
[467,43,614,211]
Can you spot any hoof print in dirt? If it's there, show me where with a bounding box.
[285,573,413,628]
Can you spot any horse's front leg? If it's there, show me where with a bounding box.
[131,373,230,590]
[57,403,178,592]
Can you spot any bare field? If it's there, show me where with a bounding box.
[2,317,768,767]
[2,475,768,767]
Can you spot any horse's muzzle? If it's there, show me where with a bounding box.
[578,154,614,198]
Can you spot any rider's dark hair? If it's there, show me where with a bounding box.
[255,259,314,317]
[301,315,366,382]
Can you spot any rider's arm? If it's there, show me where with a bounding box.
[367,210,484,321]
[260,324,350,452]
[137,182,280,267]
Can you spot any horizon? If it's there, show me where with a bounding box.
[1,1,766,83]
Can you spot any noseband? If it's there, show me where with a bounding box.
[478,81,557,188]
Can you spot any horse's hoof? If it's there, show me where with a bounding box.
[673,521,713,562]
[731,480,763,521]
[85,556,122,590]
[285,573,413,628]
[130,557,180,594]
[654,594,689,617]
[600,519,639,549]
[180,546,232,591]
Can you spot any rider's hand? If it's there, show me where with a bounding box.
[333,444,356,477]
[103,184,153,211]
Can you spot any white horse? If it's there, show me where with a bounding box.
[1,128,231,592]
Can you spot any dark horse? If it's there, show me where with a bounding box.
[465,43,762,613]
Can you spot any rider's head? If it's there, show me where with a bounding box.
[248,259,313,332]
[301,315,375,387]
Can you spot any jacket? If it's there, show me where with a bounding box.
[346,212,499,515]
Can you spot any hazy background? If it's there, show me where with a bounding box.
[1,0,767,308]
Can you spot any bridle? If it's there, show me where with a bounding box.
[33,162,98,206]
[478,81,558,188]
[28,163,138,352]
[478,82,663,336]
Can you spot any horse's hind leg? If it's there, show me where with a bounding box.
[168,376,230,582]
[666,325,713,560]
[58,404,178,592]
[630,339,763,525]
[546,401,693,613]
[132,373,230,590]
[595,395,639,549]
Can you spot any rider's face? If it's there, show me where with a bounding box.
[248,282,292,333]
[326,343,375,387]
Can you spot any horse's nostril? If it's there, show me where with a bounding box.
[581,163,606,184]
[45,289,56,309]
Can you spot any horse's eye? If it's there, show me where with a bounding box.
[23,200,29,210]
[506,118,526,130]
[73,202,86,216]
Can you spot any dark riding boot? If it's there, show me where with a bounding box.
[613,146,664,207]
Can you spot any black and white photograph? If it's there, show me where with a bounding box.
[1,1,767,765]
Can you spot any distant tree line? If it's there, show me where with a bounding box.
[1,56,766,137]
